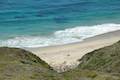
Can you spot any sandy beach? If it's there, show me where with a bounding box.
[26,30,120,71]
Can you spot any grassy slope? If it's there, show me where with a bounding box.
[0,47,64,80]
[78,41,120,74]
[1,41,120,80]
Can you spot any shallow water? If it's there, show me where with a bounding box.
[0,0,120,47]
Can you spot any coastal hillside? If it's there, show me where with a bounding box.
[0,47,64,80]
[0,41,120,80]
[79,41,120,74]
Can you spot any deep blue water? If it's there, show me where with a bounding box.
[0,0,120,47]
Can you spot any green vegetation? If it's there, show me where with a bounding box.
[78,41,120,74]
[0,41,120,80]
[0,47,64,80]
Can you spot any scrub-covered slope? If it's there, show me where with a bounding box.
[79,41,120,74]
[0,47,64,80]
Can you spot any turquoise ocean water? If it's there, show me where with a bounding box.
[0,0,120,47]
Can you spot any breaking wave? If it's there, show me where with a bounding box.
[0,23,120,48]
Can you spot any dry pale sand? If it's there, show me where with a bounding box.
[26,30,120,71]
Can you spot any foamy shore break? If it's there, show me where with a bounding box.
[26,30,120,72]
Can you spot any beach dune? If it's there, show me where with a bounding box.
[26,30,120,72]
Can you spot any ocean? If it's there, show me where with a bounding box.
[0,0,120,48]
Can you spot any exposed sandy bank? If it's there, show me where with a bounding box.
[26,30,120,72]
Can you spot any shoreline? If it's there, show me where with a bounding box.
[26,30,120,72]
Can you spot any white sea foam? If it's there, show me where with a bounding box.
[0,23,120,48]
